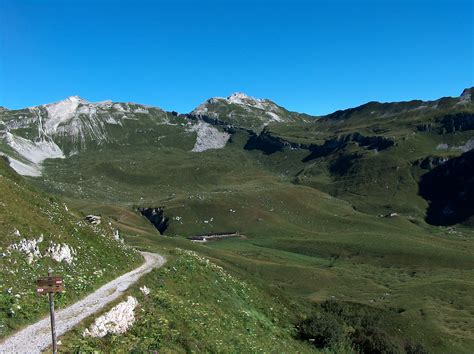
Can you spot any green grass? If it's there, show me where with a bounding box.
[57,248,313,353]
[0,157,142,338]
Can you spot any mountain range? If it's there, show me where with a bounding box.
[1,88,474,352]
[1,88,473,226]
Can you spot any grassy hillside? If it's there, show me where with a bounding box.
[256,92,474,220]
[57,233,473,352]
[0,157,142,338]
[58,248,314,352]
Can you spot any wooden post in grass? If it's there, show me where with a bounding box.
[48,269,57,354]
[36,269,63,354]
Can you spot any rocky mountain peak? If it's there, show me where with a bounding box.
[225,92,271,108]
[65,95,87,103]
[460,87,473,102]
[227,92,263,104]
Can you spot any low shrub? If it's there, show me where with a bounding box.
[296,301,427,353]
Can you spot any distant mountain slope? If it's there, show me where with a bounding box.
[0,157,142,337]
[0,97,233,176]
[191,92,314,130]
[1,96,170,147]
[1,88,472,226]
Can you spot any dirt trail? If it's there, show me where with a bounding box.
[0,252,165,353]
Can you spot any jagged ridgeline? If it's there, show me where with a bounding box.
[0,156,142,337]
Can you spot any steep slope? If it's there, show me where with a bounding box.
[1,252,164,353]
[248,88,474,221]
[191,92,314,131]
[58,249,312,352]
[0,157,142,337]
[0,96,232,176]
[419,149,474,226]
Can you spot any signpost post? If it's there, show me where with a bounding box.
[36,270,63,354]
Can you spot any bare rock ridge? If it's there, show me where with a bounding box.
[243,128,394,159]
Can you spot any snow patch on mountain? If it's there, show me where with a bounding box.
[188,121,230,152]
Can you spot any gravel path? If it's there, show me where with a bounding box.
[0,251,165,353]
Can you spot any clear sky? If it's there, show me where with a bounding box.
[0,0,472,115]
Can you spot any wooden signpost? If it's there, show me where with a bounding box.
[36,270,63,354]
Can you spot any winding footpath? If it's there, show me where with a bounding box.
[0,252,165,353]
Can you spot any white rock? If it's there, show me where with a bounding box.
[43,96,87,135]
[139,286,150,296]
[85,215,101,225]
[6,157,41,177]
[436,143,449,150]
[226,92,266,110]
[192,92,272,115]
[453,138,474,152]
[112,229,123,243]
[3,132,64,174]
[266,111,282,122]
[82,296,138,338]
[188,121,230,152]
[44,242,75,264]
[8,237,43,264]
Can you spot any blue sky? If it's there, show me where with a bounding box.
[0,0,472,115]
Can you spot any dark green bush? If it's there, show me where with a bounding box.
[352,326,401,353]
[296,301,426,353]
[297,311,345,348]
